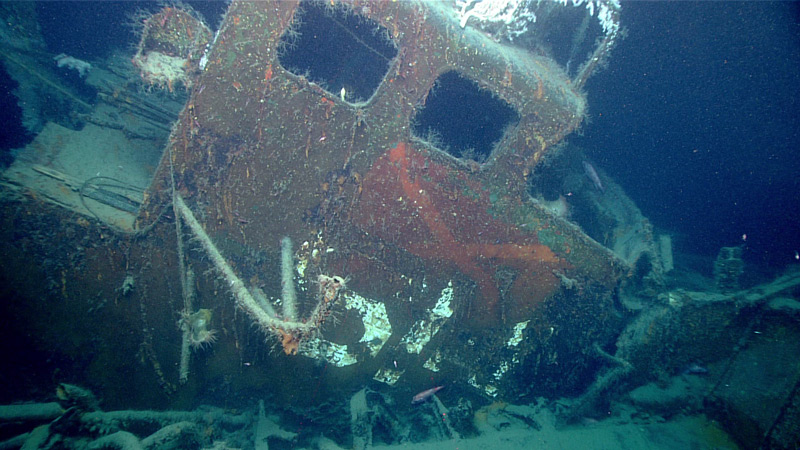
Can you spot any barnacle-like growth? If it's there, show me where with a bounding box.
[180,308,218,350]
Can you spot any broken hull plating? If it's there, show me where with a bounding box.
[1,0,629,409]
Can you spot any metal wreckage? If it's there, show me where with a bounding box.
[130,0,631,402]
[2,0,800,448]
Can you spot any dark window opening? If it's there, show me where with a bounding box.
[278,0,397,104]
[527,146,615,244]
[412,71,518,164]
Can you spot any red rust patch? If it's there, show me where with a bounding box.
[354,142,570,324]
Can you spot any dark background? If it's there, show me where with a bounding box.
[578,1,800,270]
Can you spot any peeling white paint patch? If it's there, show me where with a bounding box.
[465,320,532,398]
[493,361,509,380]
[484,323,531,383]
[302,339,358,367]
[301,291,392,366]
[400,282,454,354]
[325,342,358,367]
[373,367,404,386]
[507,320,529,347]
[431,283,454,317]
[423,350,443,372]
[345,292,392,356]
[468,374,498,398]
[296,258,307,278]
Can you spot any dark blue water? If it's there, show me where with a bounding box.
[579,1,800,271]
[35,1,229,60]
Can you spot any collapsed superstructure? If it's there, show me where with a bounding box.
[131,0,634,401]
[3,1,799,448]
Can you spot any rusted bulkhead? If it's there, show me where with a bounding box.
[138,0,626,404]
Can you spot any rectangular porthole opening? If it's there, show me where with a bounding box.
[411,71,519,165]
[277,0,397,105]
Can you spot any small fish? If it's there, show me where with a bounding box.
[412,385,444,404]
[582,161,605,193]
[683,363,708,375]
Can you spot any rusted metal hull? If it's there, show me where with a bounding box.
[130,0,626,404]
[1,0,628,409]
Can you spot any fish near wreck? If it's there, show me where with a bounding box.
[3,0,635,411]
[412,386,444,404]
[583,161,605,193]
